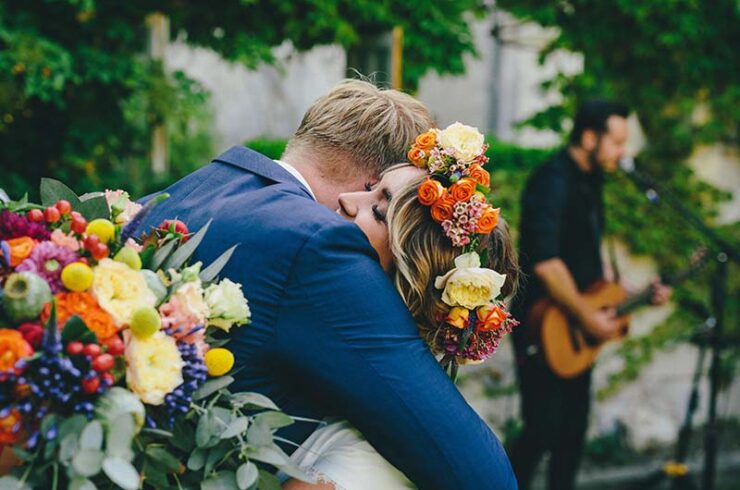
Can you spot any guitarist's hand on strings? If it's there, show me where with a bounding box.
[650,281,672,306]
[578,307,621,341]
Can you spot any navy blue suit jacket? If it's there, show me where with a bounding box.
[138,146,517,489]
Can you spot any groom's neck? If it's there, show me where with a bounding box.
[281,154,345,210]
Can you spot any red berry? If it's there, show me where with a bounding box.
[71,215,87,234]
[27,209,44,222]
[101,372,114,386]
[91,242,109,260]
[92,353,115,372]
[83,343,101,358]
[78,257,90,266]
[66,341,84,356]
[44,206,61,223]
[84,234,100,250]
[82,376,100,394]
[55,200,72,215]
[158,219,189,240]
[104,336,125,356]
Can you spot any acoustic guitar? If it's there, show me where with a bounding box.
[528,248,708,379]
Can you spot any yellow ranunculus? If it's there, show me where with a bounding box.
[438,122,485,163]
[125,331,184,405]
[445,307,470,329]
[91,259,156,325]
[434,252,506,310]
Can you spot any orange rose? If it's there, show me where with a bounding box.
[41,292,118,341]
[0,409,23,445]
[407,147,427,168]
[468,164,490,188]
[476,304,509,332]
[1,237,35,267]
[430,193,456,222]
[415,131,437,151]
[476,206,500,234]
[446,307,470,329]
[449,178,476,202]
[417,179,445,206]
[0,329,33,374]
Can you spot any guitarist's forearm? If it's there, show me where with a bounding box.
[533,258,589,320]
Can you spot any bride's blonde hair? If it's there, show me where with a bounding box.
[386,168,519,350]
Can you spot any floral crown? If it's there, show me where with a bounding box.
[408,122,518,378]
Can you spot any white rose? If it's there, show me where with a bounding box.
[434,252,506,309]
[205,279,251,332]
[105,189,143,225]
[438,122,485,163]
[173,280,210,324]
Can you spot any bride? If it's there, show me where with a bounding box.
[283,126,519,490]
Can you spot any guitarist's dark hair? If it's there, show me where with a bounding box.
[568,100,629,146]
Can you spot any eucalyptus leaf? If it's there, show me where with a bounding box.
[40,178,82,207]
[80,420,103,450]
[77,195,110,220]
[72,448,104,477]
[106,415,135,460]
[199,244,238,282]
[102,457,140,490]
[142,463,170,489]
[204,441,231,475]
[236,462,258,490]
[68,477,97,490]
[145,446,182,473]
[229,392,279,411]
[170,421,195,452]
[253,411,293,430]
[59,432,79,462]
[149,238,178,271]
[201,471,238,490]
[0,476,31,490]
[257,469,283,490]
[139,427,174,439]
[220,416,248,439]
[196,412,222,449]
[192,375,234,401]
[245,420,272,447]
[247,445,288,466]
[161,218,212,270]
[59,415,88,440]
[187,447,207,471]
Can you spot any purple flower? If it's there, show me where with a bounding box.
[0,210,51,242]
[16,242,78,293]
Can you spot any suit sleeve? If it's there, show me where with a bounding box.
[520,168,567,264]
[272,222,518,490]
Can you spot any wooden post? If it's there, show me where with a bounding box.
[146,13,169,174]
[390,26,404,90]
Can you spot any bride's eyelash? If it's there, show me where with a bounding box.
[372,204,387,223]
[364,182,374,191]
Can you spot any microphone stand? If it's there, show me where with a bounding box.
[623,165,739,490]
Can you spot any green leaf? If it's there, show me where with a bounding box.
[80,420,103,450]
[77,195,110,221]
[187,447,207,471]
[0,475,31,490]
[201,471,238,490]
[200,244,239,282]
[192,375,234,401]
[257,469,282,490]
[59,432,79,463]
[220,416,248,439]
[204,441,231,475]
[59,415,87,440]
[229,392,279,411]
[253,411,293,430]
[236,462,258,490]
[247,445,288,467]
[139,427,174,439]
[61,315,96,344]
[170,421,195,452]
[246,420,272,447]
[161,218,212,271]
[106,414,135,460]
[102,457,140,490]
[149,238,178,272]
[40,178,82,207]
[68,477,97,490]
[145,446,183,473]
[72,448,104,477]
[196,411,223,449]
[141,463,170,489]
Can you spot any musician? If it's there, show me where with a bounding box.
[508,100,672,490]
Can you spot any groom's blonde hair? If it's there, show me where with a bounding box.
[284,79,434,180]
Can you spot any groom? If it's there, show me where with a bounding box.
[138,80,517,489]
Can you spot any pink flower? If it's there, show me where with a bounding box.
[0,210,50,242]
[50,229,80,251]
[16,242,78,293]
[124,238,144,253]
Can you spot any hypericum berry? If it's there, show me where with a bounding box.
[82,376,100,394]
[66,341,84,356]
[27,209,44,222]
[101,372,114,386]
[92,354,114,373]
[83,344,101,358]
[85,219,115,244]
[158,219,189,241]
[44,206,61,223]
[55,200,72,215]
[91,243,109,260]
[83,234,100,251]
[104,336,124,356]
[70,214,87,234]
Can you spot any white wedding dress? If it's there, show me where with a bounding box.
[287,418,416,490]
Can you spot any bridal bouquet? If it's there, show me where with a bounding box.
[0,181,304,489]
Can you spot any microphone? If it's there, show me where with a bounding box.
[619,157,660,204]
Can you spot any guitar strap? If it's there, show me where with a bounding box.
[607,235,621,283]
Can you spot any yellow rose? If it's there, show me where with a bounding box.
[91,259,157,325]
[438,122,485,163]
[445,307,470,329]
[125,331,184,405]
[434,252,506,309]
